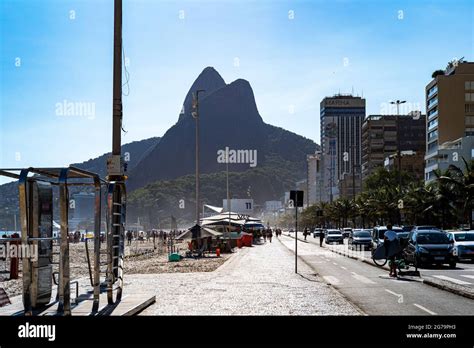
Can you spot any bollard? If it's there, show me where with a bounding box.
[216,248,221,257]
[9,233,19,279]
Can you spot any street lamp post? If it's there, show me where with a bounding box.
[390,99,406,225]
[192,89,205,226]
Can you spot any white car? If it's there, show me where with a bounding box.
[447,231,474,261]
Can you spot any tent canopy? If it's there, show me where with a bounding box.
[176,226,223,240]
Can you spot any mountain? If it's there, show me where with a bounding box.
[128,67,318,191]
[72,137,160,178]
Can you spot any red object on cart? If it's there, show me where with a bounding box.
[237,238,242,248]
[241,233,253,247]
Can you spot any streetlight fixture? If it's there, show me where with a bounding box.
[192,89,205,226]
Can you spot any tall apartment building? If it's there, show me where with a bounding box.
[361,114,426,181]
[320,95,365,201]
[307,151,323,205]
[425,60,474,182]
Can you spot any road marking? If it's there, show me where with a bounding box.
[432,275,472,285]
[385,289,402,297]
[332,262,338,266]
[323,276,340,285]
[413,303,437,315]
[351,272,376,284]
[340,266,347,270]
[460,275,474,280]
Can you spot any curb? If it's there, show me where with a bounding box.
[324,244,474,300]
[422,276,474,300]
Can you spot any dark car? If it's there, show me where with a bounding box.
[325,229,344,244]
[404,230,456,268]
[348,229,372,250]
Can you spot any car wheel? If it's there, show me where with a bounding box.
[449,261,456,269]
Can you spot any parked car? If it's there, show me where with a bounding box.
[342,228,352,238]
[313,228,323,238]
[447,231,474,261]
[404,230,457,268]
[348,229,372,250]
[371,226,403,249]
[325,229,344,244]
[411,225,440,232]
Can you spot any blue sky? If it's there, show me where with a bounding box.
[0,0,473,184]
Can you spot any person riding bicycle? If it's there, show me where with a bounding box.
[384,224,400,278]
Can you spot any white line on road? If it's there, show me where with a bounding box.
[460,275,474,280]
[413,303,437,315]
[323,276,340,285]
[351,272,376,284]
[432,275,472,285]
[340,266,347,270]
[385,289,402,297]
[332,262,338,266]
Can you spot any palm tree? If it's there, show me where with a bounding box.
[438,158,474,229]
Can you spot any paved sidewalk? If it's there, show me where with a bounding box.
[134,237,361,315]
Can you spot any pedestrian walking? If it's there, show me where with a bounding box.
[263,229,267,243]
[303,227,309,241]
[268,229,273,243]
[319,229,324,247]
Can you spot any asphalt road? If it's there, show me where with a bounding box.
[280,234,474,315]
[316,236,474,288]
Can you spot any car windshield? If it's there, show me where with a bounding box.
[454,233,474,242]
[354,231,370,237]
[416,232,449,244]
[328,231,340,235]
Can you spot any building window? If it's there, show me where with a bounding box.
[428,119,438,130]
[428,107,438,117]
[427,141,438,153]
[465,81,474,90]
[466,116,474,126]
[465,104,474,113]
[466,127,474,136]
[428,85,438,97]
[465,93,474,102]
[427,97,438,108]
[428,130,438,141]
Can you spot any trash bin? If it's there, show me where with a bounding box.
[216,248,221,257]
[168,253,180,262]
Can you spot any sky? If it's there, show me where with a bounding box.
[0,0,473,184]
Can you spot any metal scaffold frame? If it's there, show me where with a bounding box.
[0,166,125,315]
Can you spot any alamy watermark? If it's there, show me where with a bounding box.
[217,147,257,167]
[0,243,38,262]
[55,99,96,120]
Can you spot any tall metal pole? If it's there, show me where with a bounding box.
[295,204,298,273]
[390,100,405,225]
[192,90,205,226]
[112,0,122,159]
[226,153,231,232]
